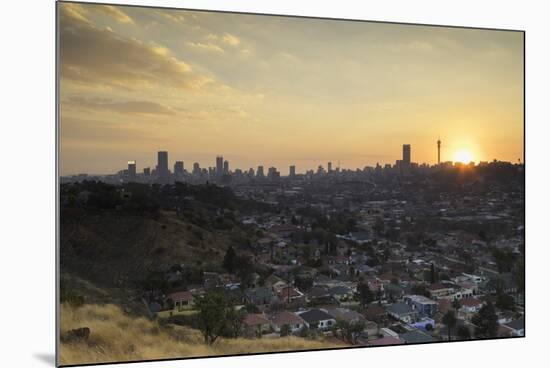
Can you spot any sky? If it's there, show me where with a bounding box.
[58,2,524,176]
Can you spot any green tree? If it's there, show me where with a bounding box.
[222,246,237,274]
[336,320,366,345]
[280,324,292,337]
[195,291,234,345]
[495,292,515,311]
[429,263,439,284]
[472,302,499,338]
[357,283,374,308]
[457,325,471,340]
[442,310,457,341]
[452,298,461,311]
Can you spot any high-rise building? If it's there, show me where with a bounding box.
[157,151,169,178]
[437,138,441,165]
[402,144,411,165]
[143,167,151,176]
[174,161,184,177]
[267,167,279,179]
[248,168,255,177]
[127,161,136,180]
[257,165,264,178]
[223,160,229,174]
[193,162,201,176]
[289,165,296,177]
[216,156,223,176]
[328,162,333,173]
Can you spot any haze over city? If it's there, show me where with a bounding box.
[59,3,523,176]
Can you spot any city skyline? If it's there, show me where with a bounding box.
[59,3,524,176]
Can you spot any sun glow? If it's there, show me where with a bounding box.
[453,149,474,164]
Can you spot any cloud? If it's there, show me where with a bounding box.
[59,3,212,91]
[63,96,177,116]
[156,10,186,23]
[186,41,224,53]
[222,33,240,46]
[95,5,135,24]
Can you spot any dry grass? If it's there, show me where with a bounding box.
[60,304,344,366]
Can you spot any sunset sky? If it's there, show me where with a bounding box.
[59,2,524,176]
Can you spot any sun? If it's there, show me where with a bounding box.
[453,149,474,164]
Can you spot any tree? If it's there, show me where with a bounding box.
[195,291,234,345]
[496,292,515,311]
[336,320,366,345]
[280,324,292,337]
[442,310,457,341]
[429,263,439,284]
[357,283,374,308]
[472,302,498,338]
[452,298,461,311]
[457,325,471,340]
[222,246,237,274]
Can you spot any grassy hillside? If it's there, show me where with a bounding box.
[60,209,236,288]
[60,303,344,366]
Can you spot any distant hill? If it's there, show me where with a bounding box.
[59,303,344,366]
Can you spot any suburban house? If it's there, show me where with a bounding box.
[243,313,271,337]
[326,307,366,324]
[386,302,419,324]
[244,287,276,306]
[328,285,354,302]
[278,286,305,304]
[270,311,306,334]
[459,298,484,313]
[166,291,194,312]
[297,309,337,330]
[363,305,388,325]
[404,295,438,318]
[366,336,404,346]
[264,274,287,292]
[427,282,457,299]
[502,317,525,336]
[400,329,436,344]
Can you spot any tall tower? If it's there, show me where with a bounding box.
[437,138,441,165]
[402,144,411,165]
[157,151,168,178]
[216,156,223,176]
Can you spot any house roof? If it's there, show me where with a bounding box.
[400,330,436,343]
[299,309,334,324]
[308,286,330,298]
[271,311,305,327]
[166,291,193,302]
[460,298,483,307]
[243,313,270,326]
[386,303,414,316]
[363,305,387,319]
[280,287,302,299]
[367,336,403,346]
[329,286,351,295]
[327,308,365,323]
[505,317,524,331]
[427,282,455,291]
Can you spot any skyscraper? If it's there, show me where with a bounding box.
[157,151,169,178]
[223,160,229,174]
[402,144,411,165]
[174,161,184,177]
[289,165,296,177]
[216,156,223,176]
[143,167,150,176]
[257,165,264,178]
[127,161,136,180]
[328,162,333,173]
[193,162,201,176]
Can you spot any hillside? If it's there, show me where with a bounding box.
[59,303,344,366]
